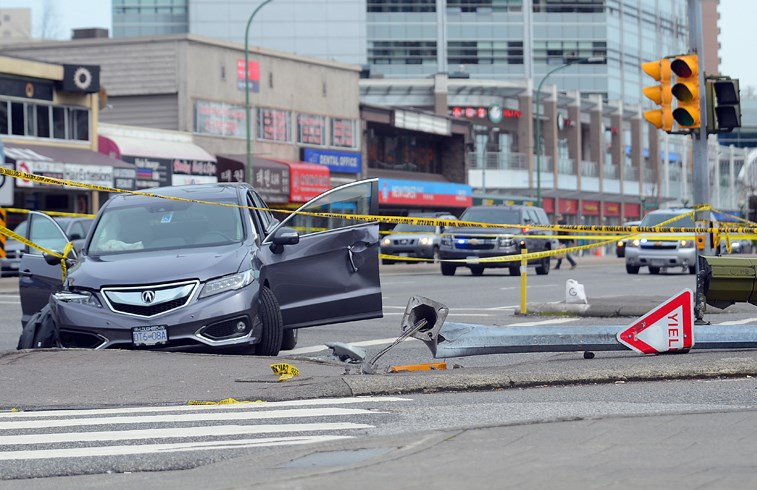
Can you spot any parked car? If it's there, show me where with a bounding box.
[615,220,641,258]
[1,216,94,277]
[438,205,556,276]
[18,180,382,356]
[625,208,697,274]
[380,212,457,264]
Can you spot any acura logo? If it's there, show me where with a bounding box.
[141,290,156,304]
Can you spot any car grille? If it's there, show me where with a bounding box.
[451,236,497,251]
[391,238,417,245]
[641,241,678,250]
[101,280,199,318]
[4,250,22,259]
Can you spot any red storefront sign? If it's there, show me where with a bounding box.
[624,203,641,217]
[275,160,330,202]
[541,197,555,213]
[603,201,621,216]
[581,200,600,216]
[558,199,578,214]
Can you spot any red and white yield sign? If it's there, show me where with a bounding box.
[617,289,694,354]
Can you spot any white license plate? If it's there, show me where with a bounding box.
[650,259,664,267]
[399,252,409,257]
[467,256,480,264]
[132,326,168,346]
[10,263,19,269]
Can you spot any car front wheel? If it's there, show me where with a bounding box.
[255,287,283,356]
[441,263,456,276]
[626,264,640,274]
[535,257,550,275]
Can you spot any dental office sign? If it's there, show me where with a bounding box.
[302,148,361,174]
[379,178,472,207]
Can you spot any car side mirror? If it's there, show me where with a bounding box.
[269,226,299,254]
[43,247,77,266]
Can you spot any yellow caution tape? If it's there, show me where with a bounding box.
[2,207,96,219]
[270,363,300,382]
[187,398,263,405]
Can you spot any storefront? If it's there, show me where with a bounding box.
[374,177,472,222]
[4,143,134,222]
[98,124,217,191]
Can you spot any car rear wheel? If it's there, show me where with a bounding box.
[255,287,283,356]
[626,264,640,274]
[441,263,456,276]
[509,266,519,276]
[535,257,550,275]
[649,266,661,275]
[281,328,298,351]
[470,265,484,276]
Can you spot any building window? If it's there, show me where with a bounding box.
[533,0,604,13]
[257,107,292,142]
[68,108,89,141]
[297,114,326,146]
[367,0,435,13]
[369,41,437,66]
[0,99,89,142]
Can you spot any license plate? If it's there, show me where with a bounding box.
[10,263,19,269]
[467,256,480,264]
[399,252,409,257]
[650,259,664,267]
[132,326,168,346]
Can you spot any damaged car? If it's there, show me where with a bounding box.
[18,179,382,356]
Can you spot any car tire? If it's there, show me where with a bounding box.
[281,328,298,351]
[255,287,283,356]
[382,258,394,265]
[470,265,484,276]
[441,263,456,276]
[689,266,696,274]
[535,257,550,275]
[626,264,640,274]
[509,266,519,276]
[649,266,661,275]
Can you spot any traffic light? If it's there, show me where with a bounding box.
[642,58,673,132]
[670,55,700,129]
[707,78,741,132]
[699,256,757,310]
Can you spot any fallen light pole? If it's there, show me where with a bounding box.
[400,293,757,359]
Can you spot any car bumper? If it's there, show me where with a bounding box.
[381,245,435,259]
[51,284,263,350]
[439,246,524,268]
[625,247,696,268]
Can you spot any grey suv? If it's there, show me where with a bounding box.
[438,205,556,276]
[380,212,457,264]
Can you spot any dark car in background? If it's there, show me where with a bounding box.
[438,205,556,276]
[18,180,382,356]
[380,212,457,264]
[1,216,93,277]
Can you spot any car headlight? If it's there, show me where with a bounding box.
[498,237,515,248]
[199,270,253,298]
[632,239,641,247]
[441,236,452,247]
[53,290,102,308]
[419,237,432,246]
[617,241,624,247]
[679,240,693,247]
[381,238,391,247]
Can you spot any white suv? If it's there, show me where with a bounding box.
[624,208,697,275]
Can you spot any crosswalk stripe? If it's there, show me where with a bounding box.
[0,422,373,445]
[717,318,757,325]
[0,407,383,430]
[0,435,353,461]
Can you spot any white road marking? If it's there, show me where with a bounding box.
[507,318,580,327]
[0,422,373,445]
[288,337,420,355]
[499,285,558,291]
[0,435,354,460]
[717,318,757,325]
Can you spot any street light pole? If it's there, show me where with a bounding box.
[534,56,603,207]
[245,0,275,184]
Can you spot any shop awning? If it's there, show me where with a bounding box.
[98,134,215,162]
[4,142,135,189]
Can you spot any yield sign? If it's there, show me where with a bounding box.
[617,289,694,354]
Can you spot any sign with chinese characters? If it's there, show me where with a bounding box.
[450,106,521,120]
[194,100,246,139]
[236,59,260,92]
[254,164,289,203]
[331,118,356,148]
[302,148,361,174]
[171,159,218,186]
[378,179,472,207]
[297,114,326,146]
[257,108,291,142]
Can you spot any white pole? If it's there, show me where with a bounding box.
[729,145,736,210]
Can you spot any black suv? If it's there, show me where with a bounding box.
[438,205,556,276]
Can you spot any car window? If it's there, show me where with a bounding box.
[248,190,276,234]
[460,208,521,224]
[89,198,244,254]
[640,213,695,228]
[392,223,436,233]
[27,214,68,254]
[272,179,377,238]
[67,221,87,240]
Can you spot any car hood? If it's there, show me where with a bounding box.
[384,233,436,241]
[444,226,521,236]
[69,245,251,289]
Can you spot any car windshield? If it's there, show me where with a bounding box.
[89,199,244,254]
[640,213,695,228]
[392,223,435,233]
[460,209,521,225]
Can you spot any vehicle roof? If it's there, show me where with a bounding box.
[106,183,248,207]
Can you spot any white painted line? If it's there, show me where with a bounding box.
[0,396,411,419]
[508,318,580,327]
[288,337,420,355]
[382,312,492,317]
[0,435,354,460]
[717,318,757,325]
[0,407,384,430]
[499,285,558,291]
[0,422,373,445]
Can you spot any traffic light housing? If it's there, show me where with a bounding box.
[670,55,700,129]
[699,256,757,310]
[707,78,741,133]
[642,58,673,132]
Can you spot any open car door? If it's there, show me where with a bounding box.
[18,212,74,327]
[258,179,382,329]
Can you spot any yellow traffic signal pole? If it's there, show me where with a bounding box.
[687,0,713,325]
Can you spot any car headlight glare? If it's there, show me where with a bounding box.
[53,290,102,308]
[680,240,693,247]
[632,239,641,247]
[419,237,431,246]
[200,270,253,298]
[381,238,391,246]
[617,241,624,247]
